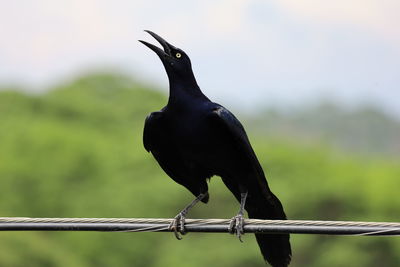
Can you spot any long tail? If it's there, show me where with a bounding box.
[246,192,292,267]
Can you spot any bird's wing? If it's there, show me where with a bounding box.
[143,111,209,201]
[208,106,269,189]
[143,111,163,152]
[143,112,159,152]
[210,106,290,266]
[143,111,185,178]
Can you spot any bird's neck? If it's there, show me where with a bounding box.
[167,73,207,106]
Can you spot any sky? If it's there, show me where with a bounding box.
[1,0,399,116]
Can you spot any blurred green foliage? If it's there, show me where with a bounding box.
[247,103,400,157]
[0,73,399,267]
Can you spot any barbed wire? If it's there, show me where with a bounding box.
[0,217,399,236]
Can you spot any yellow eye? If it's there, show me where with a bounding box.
[175,52,181,58]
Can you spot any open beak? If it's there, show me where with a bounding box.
[139,30,175,59]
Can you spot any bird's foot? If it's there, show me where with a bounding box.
[169,212,187,240]
[168,193,208,240]
[229,213,245,242]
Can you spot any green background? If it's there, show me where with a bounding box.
[0,73,399,266]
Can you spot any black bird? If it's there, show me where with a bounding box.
[140,31,291,267]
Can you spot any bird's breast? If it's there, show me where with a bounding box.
[165,112,234,171]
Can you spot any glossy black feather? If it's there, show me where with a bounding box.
[141,31,291,266]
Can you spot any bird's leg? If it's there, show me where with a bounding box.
[169,193,207,240]
[229,191,248,242]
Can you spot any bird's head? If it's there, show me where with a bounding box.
[139,30,196,85]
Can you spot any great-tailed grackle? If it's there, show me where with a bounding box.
[140,31,291,267]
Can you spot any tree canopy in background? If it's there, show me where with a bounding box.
[0,73,399,267]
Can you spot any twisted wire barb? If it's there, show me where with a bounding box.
[0,217,399,236]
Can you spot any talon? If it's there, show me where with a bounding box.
[179,216,186,235]
[229,214,245,242]
[228,219,235,234]
[169,213,186,240]
[167,193,207,240]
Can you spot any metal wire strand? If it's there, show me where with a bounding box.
[0,217,399,236]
